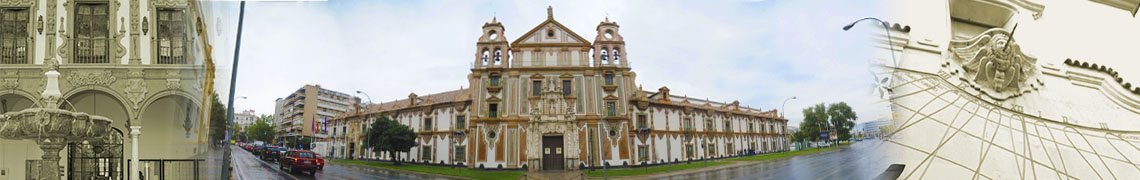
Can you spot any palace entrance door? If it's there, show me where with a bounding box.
[542,136,564,170]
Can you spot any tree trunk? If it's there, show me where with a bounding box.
[390,151,401,165]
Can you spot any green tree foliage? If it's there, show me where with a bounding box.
[246,115,276,143]
[209,92,227,148]
[795,102,858,143]
[796,104,829,142]
[826,102,858,140]
[363,116,417,165]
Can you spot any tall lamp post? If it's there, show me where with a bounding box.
[221,1,247,179]
[355,90,373,160]
[780,96,797,149]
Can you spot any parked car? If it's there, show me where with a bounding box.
[279,150,321,175]
[250,145,266,156]
[261,146,286,161]
[314,154,325,170]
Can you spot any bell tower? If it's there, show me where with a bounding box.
[476,17,510,69]
[593,17,625,67]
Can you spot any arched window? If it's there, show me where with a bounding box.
[481,49,490,65]
[600,50,609,63]
[493,49,502,64]
[612,48,621,63]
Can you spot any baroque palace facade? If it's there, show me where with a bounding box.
[882,0,1140,179]
[325,7,789,172]
[1,0,221,179]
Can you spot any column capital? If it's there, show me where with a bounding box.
[130,126,142,135]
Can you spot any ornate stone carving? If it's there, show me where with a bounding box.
[525,77,580,171]
[166,78,181,90]
[1,78,17,89]
[948,28,1040,100]
[124,78,147,109]
[65,70,116,86]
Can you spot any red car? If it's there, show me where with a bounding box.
[279,150,321,175]
[314,154,325,170]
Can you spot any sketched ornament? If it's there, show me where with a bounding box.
[948,28,1041,100]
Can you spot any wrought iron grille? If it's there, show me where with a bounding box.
[156,8,187,64]
[0,8,29,64]
[67,128,124,180]
[74,3,110,64]
[130,159,203,180]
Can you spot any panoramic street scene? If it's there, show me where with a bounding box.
[6,0,1136,180]
[219,0,895,179]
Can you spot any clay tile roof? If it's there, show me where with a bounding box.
[361,88,471,114]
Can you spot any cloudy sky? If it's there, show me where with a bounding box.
[227,0,890,126]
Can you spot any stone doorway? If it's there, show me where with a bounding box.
[541,136,564,170]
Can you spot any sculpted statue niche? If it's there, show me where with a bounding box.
[948,28,1041,100]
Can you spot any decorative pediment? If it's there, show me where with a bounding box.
[947,28,1041,100]
[510,14,591,48]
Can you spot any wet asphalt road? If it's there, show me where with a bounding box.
[652,139,895,180]
[230,145,459,180]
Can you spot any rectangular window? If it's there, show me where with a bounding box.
[422,118,432,131]
[455,146,466,163]
[707,144,715,156]
[683,117,692,131]
[724,121,732,132]
[605,102,616,117]
[532,80,542,96]
[156,8,187,64]
[705,120,713,132]
[562,80,572,96]
[0,8,29,64]
[685,144,694,159]
[489,75,501,86]
[421,145,432,161]
[74,3,110,63]
[455,115,466,129]
[604,73,615,85]
[488,103,498,118]
[637,114,648,129]
[638,146,648,162]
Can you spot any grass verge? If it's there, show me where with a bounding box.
[332,160,523,180]
[583,144,851,177]
[726,145,847,161]
[583,160,732,177]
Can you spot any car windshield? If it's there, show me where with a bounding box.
[270,147,285,151]
[297,152,314,158]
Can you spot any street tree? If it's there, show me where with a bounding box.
[797,103,829,142]
[363,116,417,165]
[209,92,227,148]
[796,102,859,146]
[826,102,858,141]
[245,115,276,143]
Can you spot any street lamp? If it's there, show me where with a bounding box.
[842,17,898,68]
[355,90,374,160]
[780,96,797,118]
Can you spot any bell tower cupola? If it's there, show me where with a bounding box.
[476,17,510,69]
[593,17,625,67]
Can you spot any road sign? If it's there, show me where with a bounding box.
[819,132,829,139]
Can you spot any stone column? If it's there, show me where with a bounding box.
[130,126,141,180]
[36,138,65,180]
